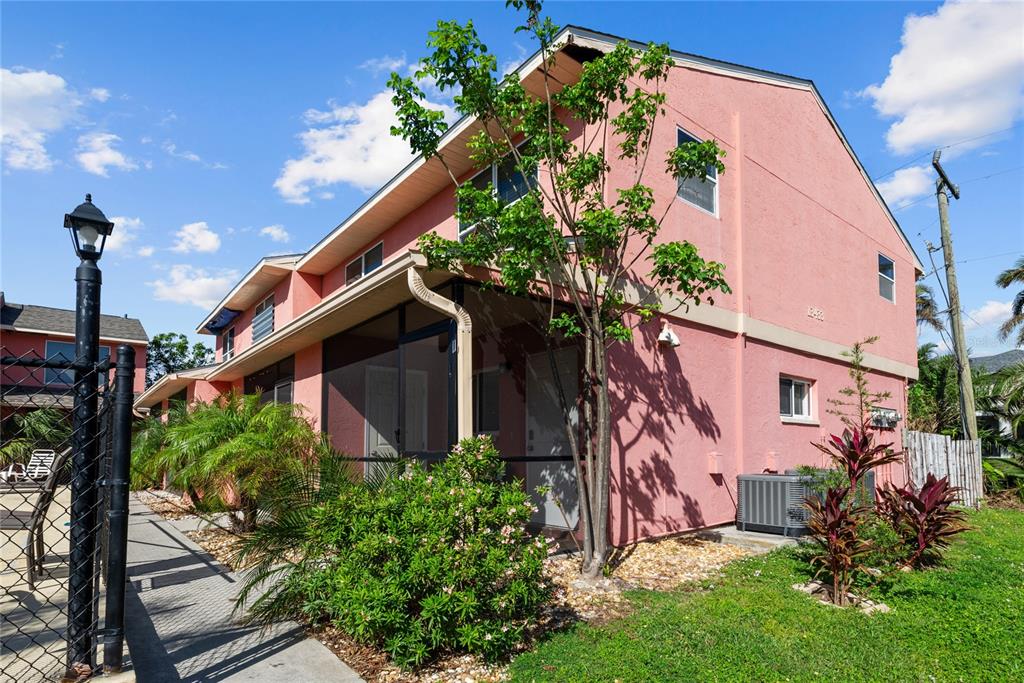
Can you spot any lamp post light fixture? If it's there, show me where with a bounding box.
[63,194,115,679]
[64,193,114,261]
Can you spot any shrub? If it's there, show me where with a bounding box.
[238,436,550,668]
[805,487,869,605]
[812,428,901,491]
[876,474,968,568]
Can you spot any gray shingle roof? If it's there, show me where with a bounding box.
[1,300,148,342]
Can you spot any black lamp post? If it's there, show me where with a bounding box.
[63,194,114,678]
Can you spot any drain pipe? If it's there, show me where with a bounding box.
[407,267,472,440]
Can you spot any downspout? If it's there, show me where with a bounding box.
[407,267,473,440]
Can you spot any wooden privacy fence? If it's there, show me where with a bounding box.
[903,430,983,508]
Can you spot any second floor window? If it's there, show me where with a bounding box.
[346,242,384,284]
[459,145,536,241]
[45,340,110,387]
[878,254,895,302]
[223,327,235,361]
[676,128,718,215]
[252,295,275,343]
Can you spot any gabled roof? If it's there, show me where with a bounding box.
[197,254,303,334]
[294,24,923,278]
[1,297,148,342]
[133,363,216,409]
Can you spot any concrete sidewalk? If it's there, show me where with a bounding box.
[123,496,362,682]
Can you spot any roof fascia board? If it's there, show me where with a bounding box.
[0,325,147,345]
[196,256,300,334]
[208,250,427,381]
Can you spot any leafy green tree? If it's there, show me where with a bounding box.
[389,0,730,577]
[146,332,214,388]
[0,408,71,466]
[995,256,1024,348]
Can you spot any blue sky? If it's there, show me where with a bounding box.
[2,1,1022,355]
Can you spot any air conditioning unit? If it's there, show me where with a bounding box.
[870,407,901,429]
[736,473,814,537]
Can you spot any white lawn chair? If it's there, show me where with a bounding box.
[24,450,57,481]
[0,462,26,483]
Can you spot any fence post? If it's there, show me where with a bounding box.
[65,258,102,679]
[103,345,135,673]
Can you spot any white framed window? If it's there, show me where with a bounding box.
[676,127,718,216]
[272,380,292,405]
[223,327,235,361]
[473,369,501,434]
[459,144,536,241]
[252,295,275,343]
[779,376,812,420]
[45,340,110,386]
[345,242,384,284]
[878,253,895,302]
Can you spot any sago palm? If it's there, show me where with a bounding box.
[995,256,1024,347]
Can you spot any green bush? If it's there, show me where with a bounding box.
[242,436,550,668]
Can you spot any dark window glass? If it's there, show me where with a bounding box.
[346,259,363,284]
[363,243,383,274]
[45,341,110,386]
[676,129,717,214]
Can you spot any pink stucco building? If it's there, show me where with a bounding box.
[1,291,149,414]
[135,27,920,545]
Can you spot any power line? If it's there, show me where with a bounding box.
[872,124,1022,181]
[920,250,1024,279]
[894,165,1024,212]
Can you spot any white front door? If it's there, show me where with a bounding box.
[365,366,398,478]
[526,348,579,528]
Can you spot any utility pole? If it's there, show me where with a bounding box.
[932,150,978,441]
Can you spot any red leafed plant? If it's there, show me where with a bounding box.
[876,474,968,568]
[813,428,902,490]
[805,487,870,606]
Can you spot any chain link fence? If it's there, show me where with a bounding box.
[1,344,133,682]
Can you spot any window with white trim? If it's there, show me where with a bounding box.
[252,295,275,343]
[459,144,536,241]
[676,128,718,215]
[223,327,235,361]
[473,369,501,434]
[779,376,812,419]
[345,242,384,284]
[878,253,895,302]
[45,340,110,386]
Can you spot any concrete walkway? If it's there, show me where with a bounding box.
[123,496,362,682]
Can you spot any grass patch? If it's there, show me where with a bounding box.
[510,508,1024,682]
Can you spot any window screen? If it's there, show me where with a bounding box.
[878,254,895,302]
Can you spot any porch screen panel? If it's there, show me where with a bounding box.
[402,332,450,459]
[323,311,400,474]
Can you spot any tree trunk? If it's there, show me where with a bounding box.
[582,331,612,579]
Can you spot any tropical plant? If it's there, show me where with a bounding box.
[876,474,968,568]
[805,487,869,606]
[388,0,732,578]
[908,343,962,434]
[915,283,945,333]
[995,256,1024,348]
[812,429,902,491]
[0,408,72,466]
[236,436,550,668]
[148,392,321,531]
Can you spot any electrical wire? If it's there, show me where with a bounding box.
[872,124,1022,181]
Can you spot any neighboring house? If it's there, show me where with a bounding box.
[135,26,920,545]
[971,349,1024,456]
[1,291,149,412]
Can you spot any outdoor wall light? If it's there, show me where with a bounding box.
[657,320,681,348]
[64,193,114,261]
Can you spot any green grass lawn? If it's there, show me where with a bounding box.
[510,508,1024,682]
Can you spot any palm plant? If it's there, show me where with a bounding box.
[158,392,322,531]
[915,283,945,333]
[995,256,1024,348]
[0,408,72,467]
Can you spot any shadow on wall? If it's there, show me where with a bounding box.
[609,320,725,542]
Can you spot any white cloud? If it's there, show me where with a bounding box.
[137,246,155,257]
[359,54,406,76]
[161,140,228,169]
[862,1,1024,155]
[1,67,81,171]
[260,224,291,243]
[148,265,239,309]
[876,164,933,208]
[50,43,65,60]
[106,216,143,252]
[965,300,1013,330]
[274,90,456,203]
[171,221,221,253]
[89,87,110,102]
[75,132,138,176]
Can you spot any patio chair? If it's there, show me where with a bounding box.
[0,462,26,483]
[0,447,71,590]
[25,449,57,481]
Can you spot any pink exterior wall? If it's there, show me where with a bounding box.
[294,342,322,428]
[1,329,147,394]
